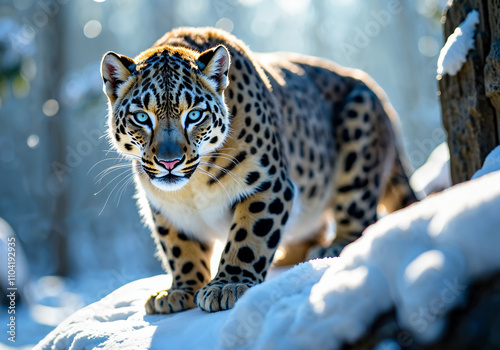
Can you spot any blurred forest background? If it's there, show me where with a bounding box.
[0,0,446,347]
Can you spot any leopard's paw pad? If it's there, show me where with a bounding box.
[195,282,249,312]
[306,242,349,260]
[145,289,195,314]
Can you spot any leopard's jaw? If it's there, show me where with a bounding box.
[149,175,189,192]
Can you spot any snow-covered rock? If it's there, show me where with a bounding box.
[222,172,500,349]
[34,275,231,350]
[410,142,451,196]
[437,10,479,78]
[36,148,500,350]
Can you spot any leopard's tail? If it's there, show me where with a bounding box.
[379,150,419,213]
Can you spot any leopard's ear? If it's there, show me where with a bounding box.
[101,51,136,103]
[197,45,230,94]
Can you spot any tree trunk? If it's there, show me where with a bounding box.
[438,0,500,184]
[41,5,69,276]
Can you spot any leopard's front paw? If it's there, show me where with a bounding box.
[195,280,251,312]
[306,242,349,260]
[145,289,196,314]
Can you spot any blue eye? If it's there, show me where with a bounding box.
[187,110,202,124]
[133,112,150,125]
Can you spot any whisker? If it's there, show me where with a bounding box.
[204,151,240,159]
[200,153,240,166]
[196,167,232,202]
[199,147,238,158]
[115,169,141,206]
[94,168,132,196]
[87,157,132,176]
[94,164,133,184]
[191,173,202,187]
[99,168,138,215]
[199,161,246,187]
[102,149,142,160]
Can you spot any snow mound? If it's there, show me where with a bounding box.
[471,145,500,180]
[36,148,500,350]
[221,170,500,348]
[34,275,234,350]
[410,142,451,196]
[437,10,479,78]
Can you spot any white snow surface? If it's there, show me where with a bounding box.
[37,147,500,350]
[437,10,479,78]
[471,145,500,180]
[34,275,231,350]
[410,142,451,196]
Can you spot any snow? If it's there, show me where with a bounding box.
[34,275,207,349]
[223,166,500,348]
[33,272,289,350]
[436,10,479,78]
[36,148,500,350]
[471,145,500,180]
[410,142,451,196]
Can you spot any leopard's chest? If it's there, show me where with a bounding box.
[140,172,235,242]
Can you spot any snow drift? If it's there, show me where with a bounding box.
[36,147,500,350]
[410,142,451,196]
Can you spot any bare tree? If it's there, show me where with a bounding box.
[40,6,69,276]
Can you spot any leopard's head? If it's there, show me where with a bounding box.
[100,45,231,191]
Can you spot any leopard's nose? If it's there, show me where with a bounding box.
[158,158,182,171]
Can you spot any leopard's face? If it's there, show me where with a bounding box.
[101,45,231,191]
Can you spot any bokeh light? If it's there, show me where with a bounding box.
[43,99,59,117]
[12,75,30,98]
[215,18,234,33]
[418,35,440,57]
[27,134,40,149]
[83,20,102,38]
[21,58,37,80]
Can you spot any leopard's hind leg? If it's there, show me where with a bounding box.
[379,151,418,214]
[273,211,333,266]
[308,84,394,259]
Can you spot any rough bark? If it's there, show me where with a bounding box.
[438,0,500,184]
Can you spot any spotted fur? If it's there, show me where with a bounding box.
[100,27,417,314]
